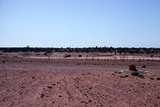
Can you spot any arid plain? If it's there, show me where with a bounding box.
[0,52,160,107]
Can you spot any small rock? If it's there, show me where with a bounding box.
[78,55,82,57]
[32,76,35,79]
[150,77,154,80]
[142,65,146,68]
[131,71,140,76]
[40,94,45,98]
[112,73,115,76]
[129,64,137,71]
[89,87,92,90]
[157,77,160,80]
[47,86,52,89]
[138,75,145,79]
[52,83,56,86]
[20,86,25,88]
[2,60,5,63]
[80,101,88,104]
[88,100,92,103]
[120,75,128,78]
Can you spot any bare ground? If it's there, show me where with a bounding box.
[0,56,160,107]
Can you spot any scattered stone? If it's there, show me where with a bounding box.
[20,86,25,88]
[84,94,88,96]
[157,77,160,80]
[87,73,91,75]
[40,94,45,98]
[131,69,140,76]
[47,86,52,89]
[131,70,140,76]
[64,54,71,58]
[142,65,146,68]
[112,73,115,76]
[129,64,137,71]
[138,75,145,79]
[52,83,56,86]
[32,76,35,79]
[2,60,5,63]
[80,101,88,104]
[78,55,82,57]
[89,87,92,90]
[88,100,92,103]
[150,77,154,80]
[59,95,62,98]
[120,75,128,78]
[140,85,145,88]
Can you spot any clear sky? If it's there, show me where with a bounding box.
[0,0,160,47]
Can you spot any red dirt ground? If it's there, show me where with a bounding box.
[0,55,160,107]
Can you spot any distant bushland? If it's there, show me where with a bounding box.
[0,47,160,55]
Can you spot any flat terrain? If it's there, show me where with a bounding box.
[0,53,160,107]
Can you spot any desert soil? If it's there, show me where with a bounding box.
[0,56,160,107]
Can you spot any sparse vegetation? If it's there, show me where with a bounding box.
[0,47,160,55]
[44,50,53,60]
[0,51,160,107]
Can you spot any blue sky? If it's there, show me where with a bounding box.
[0,0,160,47]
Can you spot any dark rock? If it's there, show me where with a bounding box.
[80,101,88,104]
[88,100,92,103]
[157,77,160,80]
[47,86,52,89]
[150,77,154,80]
[52,83,56,86]
[59,95,62,97]
[131,71,139,76]
[2,60,5,63]
[89,87,92,90]
[129,64,137,71]
[40,94,45,98]
[138,75,145,79]
[120,75,128,78]
[32,76,35,79]
[20,86,25,88]
[78,55,82,57]
[142,65,146,68]
[112,73,115,76]
[64,54,71,58]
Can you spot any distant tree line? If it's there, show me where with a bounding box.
[0,47,160,54]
